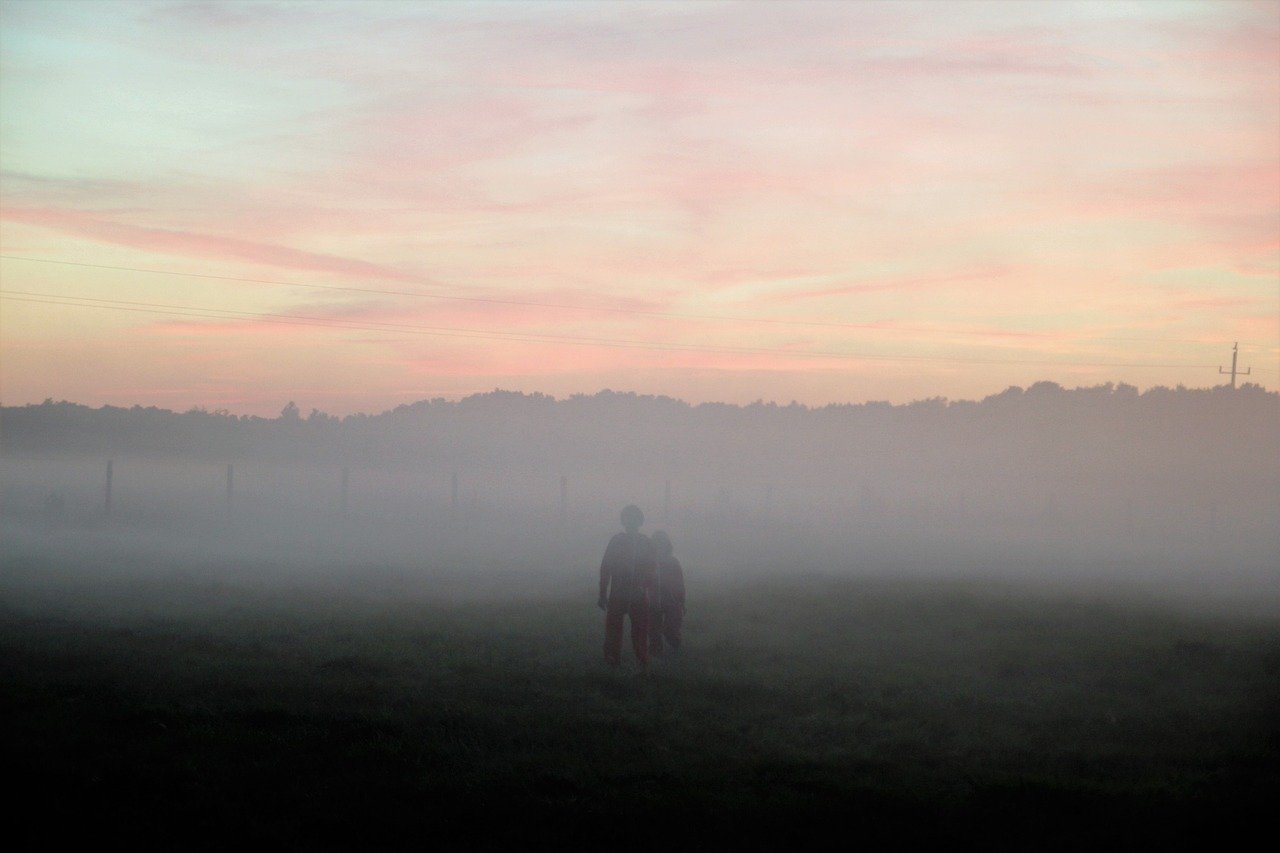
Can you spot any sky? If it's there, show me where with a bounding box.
[1,0,1277,415]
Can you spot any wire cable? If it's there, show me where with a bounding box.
[7,289,1264,372]
[2,253,1268,349]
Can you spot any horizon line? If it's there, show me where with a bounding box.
[5,378,1274,421]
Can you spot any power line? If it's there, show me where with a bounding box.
[0,254,906,332]
[5,289,1261,372]
[2,291,803,356]
[0,253,1264,349]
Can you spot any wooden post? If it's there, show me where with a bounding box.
[663,479,671,524]
[104,459,113,517]
[450,472,459,520]
[341,466,349,516]
[559,475,568,524]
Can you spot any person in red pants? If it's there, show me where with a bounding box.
[648,530,686,657]
[598,505,656,670]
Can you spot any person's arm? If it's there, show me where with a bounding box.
[598,537,616,609]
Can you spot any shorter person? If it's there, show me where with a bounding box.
[648,530,685,657]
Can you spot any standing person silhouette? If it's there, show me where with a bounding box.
[648,530,685,657]
[598,505,656,670]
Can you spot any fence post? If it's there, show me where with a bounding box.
[104,459,113,517]
[560,475,568,525]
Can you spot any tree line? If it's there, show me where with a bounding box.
[3,383,1274,497]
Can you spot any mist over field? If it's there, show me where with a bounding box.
[3,381,1277,609]
[4,385,1278,846]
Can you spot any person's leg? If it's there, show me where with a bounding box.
[604,599,626,666]
[649,606,665,657]
[664,603,683,651]
[630,598,650,669]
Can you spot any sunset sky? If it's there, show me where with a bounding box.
[1,0,1277,415]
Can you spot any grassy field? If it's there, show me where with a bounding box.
[2,555,1276,848]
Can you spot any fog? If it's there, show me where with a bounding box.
[3,382,1277,612]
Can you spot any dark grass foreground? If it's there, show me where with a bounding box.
[2,560,1277,849]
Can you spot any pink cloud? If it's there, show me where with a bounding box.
[0,207,419,281]
[763,265,1019,303]
[1068,162,1280,222]
[139,283,687,343]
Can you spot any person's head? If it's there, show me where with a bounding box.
[620,504,644,533]
[651,529,673,558]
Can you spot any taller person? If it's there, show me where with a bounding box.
[598,505,656,670]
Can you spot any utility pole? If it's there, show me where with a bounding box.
[1218,342,1251,389]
